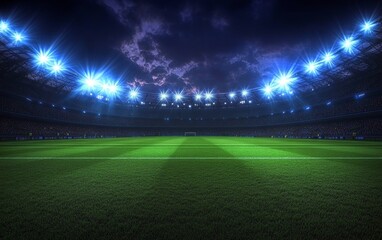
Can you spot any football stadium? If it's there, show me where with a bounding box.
[0,0,382,239]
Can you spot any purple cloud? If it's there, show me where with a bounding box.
[211,15,229,30]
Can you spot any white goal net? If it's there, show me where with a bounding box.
[184,132,197,136]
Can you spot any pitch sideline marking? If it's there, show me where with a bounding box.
[0,156,381,160]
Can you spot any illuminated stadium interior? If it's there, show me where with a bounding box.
[0,14,381,136]
[0,1,382,239]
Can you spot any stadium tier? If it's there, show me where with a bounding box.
[0,71,381,139]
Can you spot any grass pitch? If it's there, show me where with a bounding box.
[0,137,381,239]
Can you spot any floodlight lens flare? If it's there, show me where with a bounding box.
[341,36,357,54]
[51,61,64,74]
[160,92,168,101]
[129,89,139,99]
[322,52,335,65]
[305,60,320,75]
[204,92,213,100]
[0,21,9,32]
[275,70,296,91]
[229,92,236,99]
[195,93,202,101]
[85,78,96,87]
[35,50,52,66]
[241,90,248,97]
[13,32,24,43]
[264,86,272,94]
[109,85,117,93]
[263,84,273,98]
[361,20,376,33]
[175,93,183,101]
[102,84,109,91]
[278,76,290,87]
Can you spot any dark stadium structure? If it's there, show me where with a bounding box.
[1,16,382,140]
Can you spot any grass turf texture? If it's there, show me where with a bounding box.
[0,137,381,239]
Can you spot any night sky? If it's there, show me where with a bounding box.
[0,0,380,92]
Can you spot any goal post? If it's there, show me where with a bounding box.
[184,132,197,136]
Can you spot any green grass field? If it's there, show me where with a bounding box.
[1,137,381,239]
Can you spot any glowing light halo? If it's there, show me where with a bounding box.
[174,91,184,102]
[275,69,297,92]
[128,88,140,100]
[0,15,380,103]
[262,84,274,98]
[305,60,320,75]
[341,36,357,54]
[321,51,335,66]
[34,48,54,66]
[0,20,9,33]
[159,91,169,101]
[50,59,65,74]
[194,92,203,101]
[361,20,376,33]
[241,89,249,98]
[204,90,214,101]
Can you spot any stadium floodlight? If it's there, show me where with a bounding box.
[37,52,50,65]
[228,92,236,99]
[174,92,183,102]
[34,49,52,66]
[305,60,320,75]
[204,91,213,101]
[13,31,24,43]
[0,20,9,33]
[100,82,121,99]
[276,71,296,91]
[85,77,97,89]
[341,36,357,54]
[101,83,109,92]
[78,69,102,92]
[109,85,118,93]
[322,52,335,66]
[51,60,65,74]
[195,93,202,101]
[263,84,273,98]
[129,88,139,100]
[241,89,249,97]
[159,91,168,101]
[361,20,376,34]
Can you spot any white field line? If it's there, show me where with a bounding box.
[0,156,381,160]
[1,144,381,147]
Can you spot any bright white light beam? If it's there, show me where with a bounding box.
[13,32,24,43]
[174,92,183,102]
[204,91,213,100]
[341,36,357,54]
[361,20,376,34]
[159,92,168,101]
[322,52,335,66]
[263,85,273,96]
[241,89,249,97]
[195,93,202,101]
[51,60,65,74]
[0,21,9,33]
[35,49,52,66]
[305,60,320,75]
[129,89,139,100]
